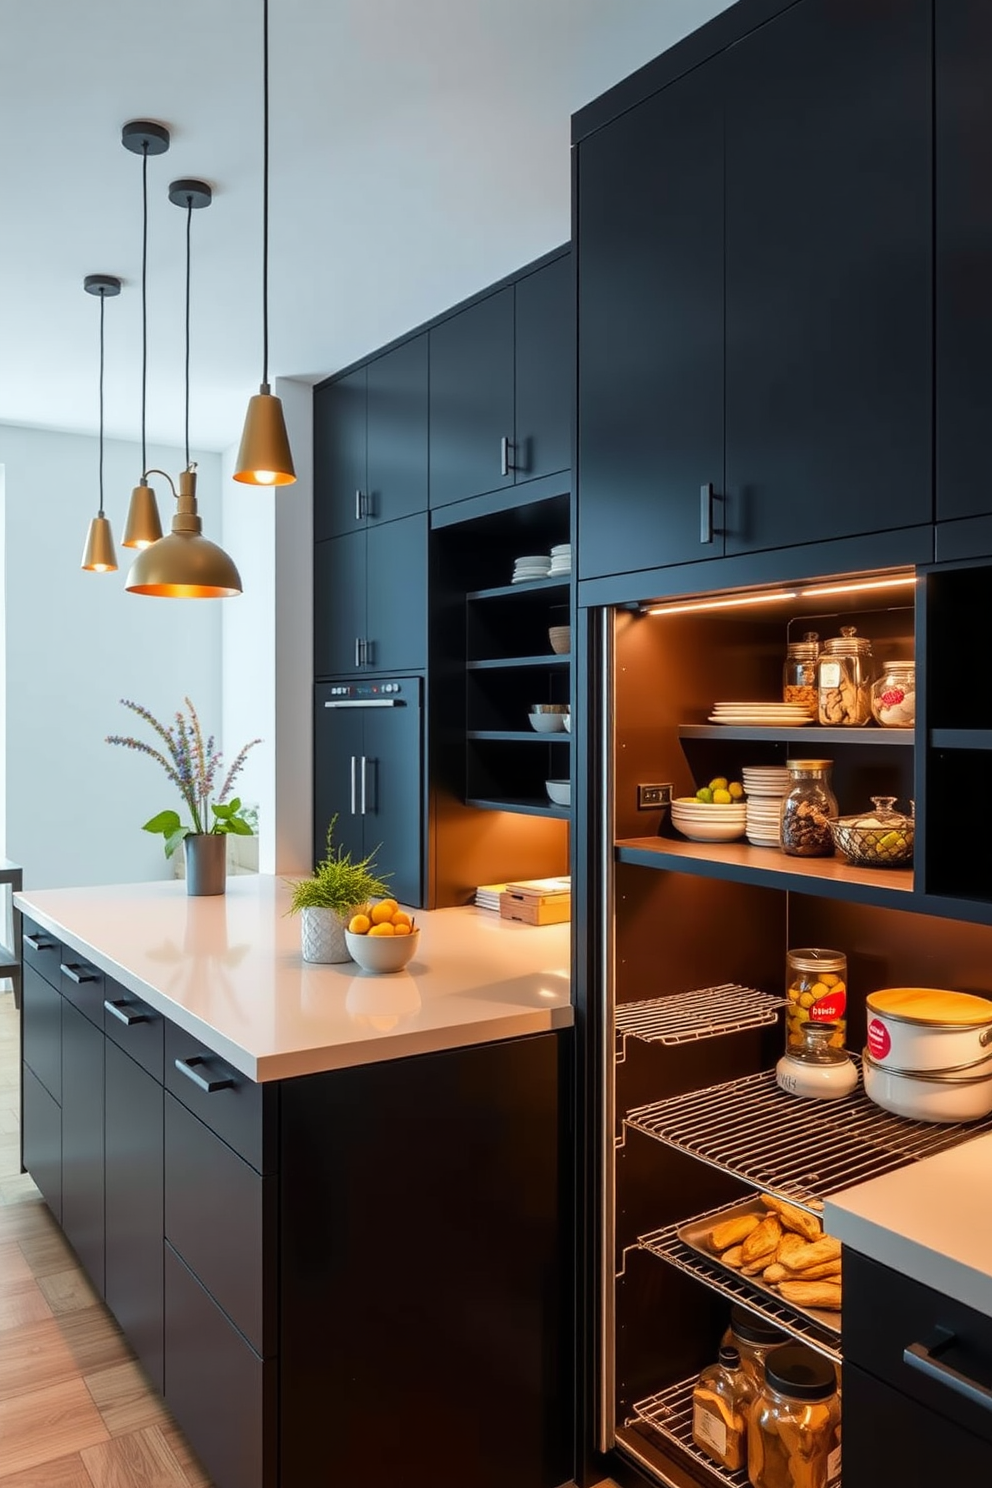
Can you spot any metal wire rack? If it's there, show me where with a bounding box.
[615,984,786,1061]
[636,1213,842,1361]
[625,1062,992,1210]
[626,1376,751,1488]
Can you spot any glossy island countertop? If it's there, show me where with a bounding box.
[825,1130,992,1318]
[14,876,572,1082]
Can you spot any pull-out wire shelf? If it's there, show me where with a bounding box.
[626,1376,751,1488]
[615,984,785,1061]
[625,1062,992,1211]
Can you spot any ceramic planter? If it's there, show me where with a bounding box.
[300,906,351,964]
[184,833,227,896]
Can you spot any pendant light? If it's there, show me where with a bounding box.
[126,181,243,598]
[81,274,121,573]
[233,0,296,486]
[121,120,168,548]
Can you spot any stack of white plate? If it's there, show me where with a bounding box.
[708,701,814,727]
[512,554,552,584]
[548,543,571,576]
[742,766,792,847]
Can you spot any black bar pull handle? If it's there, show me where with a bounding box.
[24,932,56,951]
[700,482,714,544]
[903,1329,992,1414]
[61,962,98,984]
[174,1055,236,1095]
[104,998,149,1026]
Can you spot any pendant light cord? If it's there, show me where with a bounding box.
[185,199,192,468]
[262,0,270,390]
[98,290,106,516]
[141,141,149,479]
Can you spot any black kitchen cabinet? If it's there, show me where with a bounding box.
[576,62,724,580]
[313,337,429,542]
[429,286,515,509]
[60,1000,105,1294]
[22,963,62,1103]
[935,0,992,525]
[313,529,366,676]
[21,1065,61,1223]
[723,0,932,556]
[514,256,573,484]
[314,512,428,678]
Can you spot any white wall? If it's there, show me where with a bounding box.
[1,423,224,888]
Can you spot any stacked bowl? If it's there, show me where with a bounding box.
[671,797,747,842]
[742,766,792,847]
[862,987,992,1123]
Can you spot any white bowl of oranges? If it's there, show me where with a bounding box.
[345,899,419,973]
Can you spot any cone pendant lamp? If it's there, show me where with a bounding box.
[81,274,121,573]
[234,0,296,486]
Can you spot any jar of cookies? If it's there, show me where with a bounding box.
[780,760,837,857]
[783,631,820,716]
[817,626,873,726]
[785,948,847,1052]
[748,1344,841,1488]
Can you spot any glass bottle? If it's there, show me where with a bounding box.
[871,660,916,727]
[817,625,874,726]
[692,1344,748,1473]
[749,1344,841,1488]
[780,760,837,858]
[786,947,847,1052]
[783,631,820,715]
[776,1021,858,1099]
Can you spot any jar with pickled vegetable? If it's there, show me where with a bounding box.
[786,948,847,1053]
[748,1343,841,1488]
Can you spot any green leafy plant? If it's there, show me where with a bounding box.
[107,697,261,858]
[287,818,390,917]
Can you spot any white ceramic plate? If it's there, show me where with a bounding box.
[709,715,814,726]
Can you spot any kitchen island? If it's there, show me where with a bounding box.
[14,876,575,1488]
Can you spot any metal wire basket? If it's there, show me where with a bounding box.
[829,817,914,867]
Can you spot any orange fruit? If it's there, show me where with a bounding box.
[390,911,412,928]
[348,913,371,935]
[370,900,398,925]
[392,923,411,937]
[367,922,395,937]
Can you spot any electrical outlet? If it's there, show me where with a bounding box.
[637,783,673,810]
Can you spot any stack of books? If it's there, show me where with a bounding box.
[474,883,507,911]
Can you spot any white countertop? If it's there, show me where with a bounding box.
[826,1131,992,1318]
[14,876,572,1082]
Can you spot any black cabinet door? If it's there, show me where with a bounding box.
[22,962,62,1101]
[843,1363,992,1487]
[936,0,992,523]
[313,368,367,541]
[576,63,724,580]
[515,256,572,484]
[104,1040,164,1392]
[429,287,515,508]
[21,1064,61,1223]
[724,0,932,555]
[313,530,367,677]
[365,512,428,673]
[61,1000,105,1295]
[366,335,429,524]
[313,685,367,869]
[362,684,423,907]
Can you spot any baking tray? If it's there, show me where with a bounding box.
[677,1197,842,1337]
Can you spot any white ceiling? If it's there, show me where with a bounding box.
[0,0,732,452]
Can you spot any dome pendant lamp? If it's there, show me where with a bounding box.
[126,181,243,598]
[121,120,168,548]
[233,0,296,486]
[81,274,122,573]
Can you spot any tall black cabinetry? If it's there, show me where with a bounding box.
[314,513,428,678]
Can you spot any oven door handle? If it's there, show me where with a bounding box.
[323,699,400,708]
[903,1329,992,1414]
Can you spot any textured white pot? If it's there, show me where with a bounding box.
[300,906,351,964]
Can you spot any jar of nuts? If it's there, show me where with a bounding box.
[780,760,837,857]
[817,626,874,726]
[783,631,820,716]
[786,947,848,1052]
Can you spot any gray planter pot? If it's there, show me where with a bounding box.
[184,833,227,896]
[300,906,351,963]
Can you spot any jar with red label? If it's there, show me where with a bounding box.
[786,948,847,1052]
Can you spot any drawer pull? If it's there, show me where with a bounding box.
[904,1328,992,1414]
[174,1055,236,1094]
[24,932,56,951]
[104,998,148,1026]
[61,962,98,984]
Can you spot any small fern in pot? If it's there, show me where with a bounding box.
[288,818,391,963]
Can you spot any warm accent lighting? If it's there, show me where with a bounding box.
[798,574,916,599]
[234,0,296,486]
[81,274,121,574]
[646,589,798,616]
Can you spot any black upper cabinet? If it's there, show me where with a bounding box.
[314,514,427,678]
[935,0,992,524]
[724,0,932,555]
[430,287,515,509]
[314,337,428,542]
[576,64,724,580]
[514,256,573,484]
[314,530,367,677]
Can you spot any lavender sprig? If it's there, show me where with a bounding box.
[218,738,262,802]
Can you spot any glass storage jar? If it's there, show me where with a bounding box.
[776,1021,858,1099]
[748,1344,841,1488]
[783,631,821,715]
[817,626,874,726]
[786,947,847,1052]
[691,1344,748,1472]
[721,1307,789,1400]
[780,760,837,857]
[871,660,915,727]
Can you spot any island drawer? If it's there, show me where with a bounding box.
[103,977,164,1081]
[22,963,62,1101]
[21,916,63,989]
[60,954,105,1028]
[165,1093,276,1356]
[165,1022,276,1174]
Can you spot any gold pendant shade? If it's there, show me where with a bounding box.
[122,482,164,548]
[125,469,242,598]
[81,513,118,573]
[234,386,296,486]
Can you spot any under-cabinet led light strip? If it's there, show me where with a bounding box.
[644,572,915,616]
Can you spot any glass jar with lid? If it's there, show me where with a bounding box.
[786,947,847,1052]
[776,1021,858,1099]
[783,631,820,715]
[748,1344,841,1488]
[817,625,874,726]
[721,1307,789,1400]
[691,1343,748,1472]
[871,660,915,727]
[780,760,837,857]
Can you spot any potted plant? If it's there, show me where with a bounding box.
[287,819,391,963]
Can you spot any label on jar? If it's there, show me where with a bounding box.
[692,1400,727,1459]
[819,661,842,688]
[810,986,847,1023]
[828,1443,842,1483]
[867,1017,891,1059]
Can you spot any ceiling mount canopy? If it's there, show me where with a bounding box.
[80,274,122,574]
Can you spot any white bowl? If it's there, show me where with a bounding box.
[545,779,571,807]
[671,817,746,843]
[345,927,420,974]
[528,712,566,734]
[562,712,571,733]
[862,1048,992,1123]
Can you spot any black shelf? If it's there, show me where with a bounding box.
[467,730,572,743]
[930,729,992,750]
[466,796,570,819]
[466,576,571,601]
[679,724,913,745]
[467,654,571,671]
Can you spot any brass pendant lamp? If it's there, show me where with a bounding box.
[233,0,296,486]
[126,180,243,598]
[80,275,122,573]
[121,121,168,549]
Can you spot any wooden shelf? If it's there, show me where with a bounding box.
[466,577,570,601]
[466,654,570,671]
[467,796,570,819]
[467,730,572,743]
[679,724,913,745]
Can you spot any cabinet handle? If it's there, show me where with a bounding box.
[61,962,98,984]
[355,637,362,668]
[500,435,514,477]
[355,489,363,521]
[174,1055,236,1095]
[364,638,374,668]
[350,755,358,815]
[360,755,368,816]
[700,483,714,545]
[904,1330,992,1414]
[24,932,55,951]
[104,998,148,1026]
